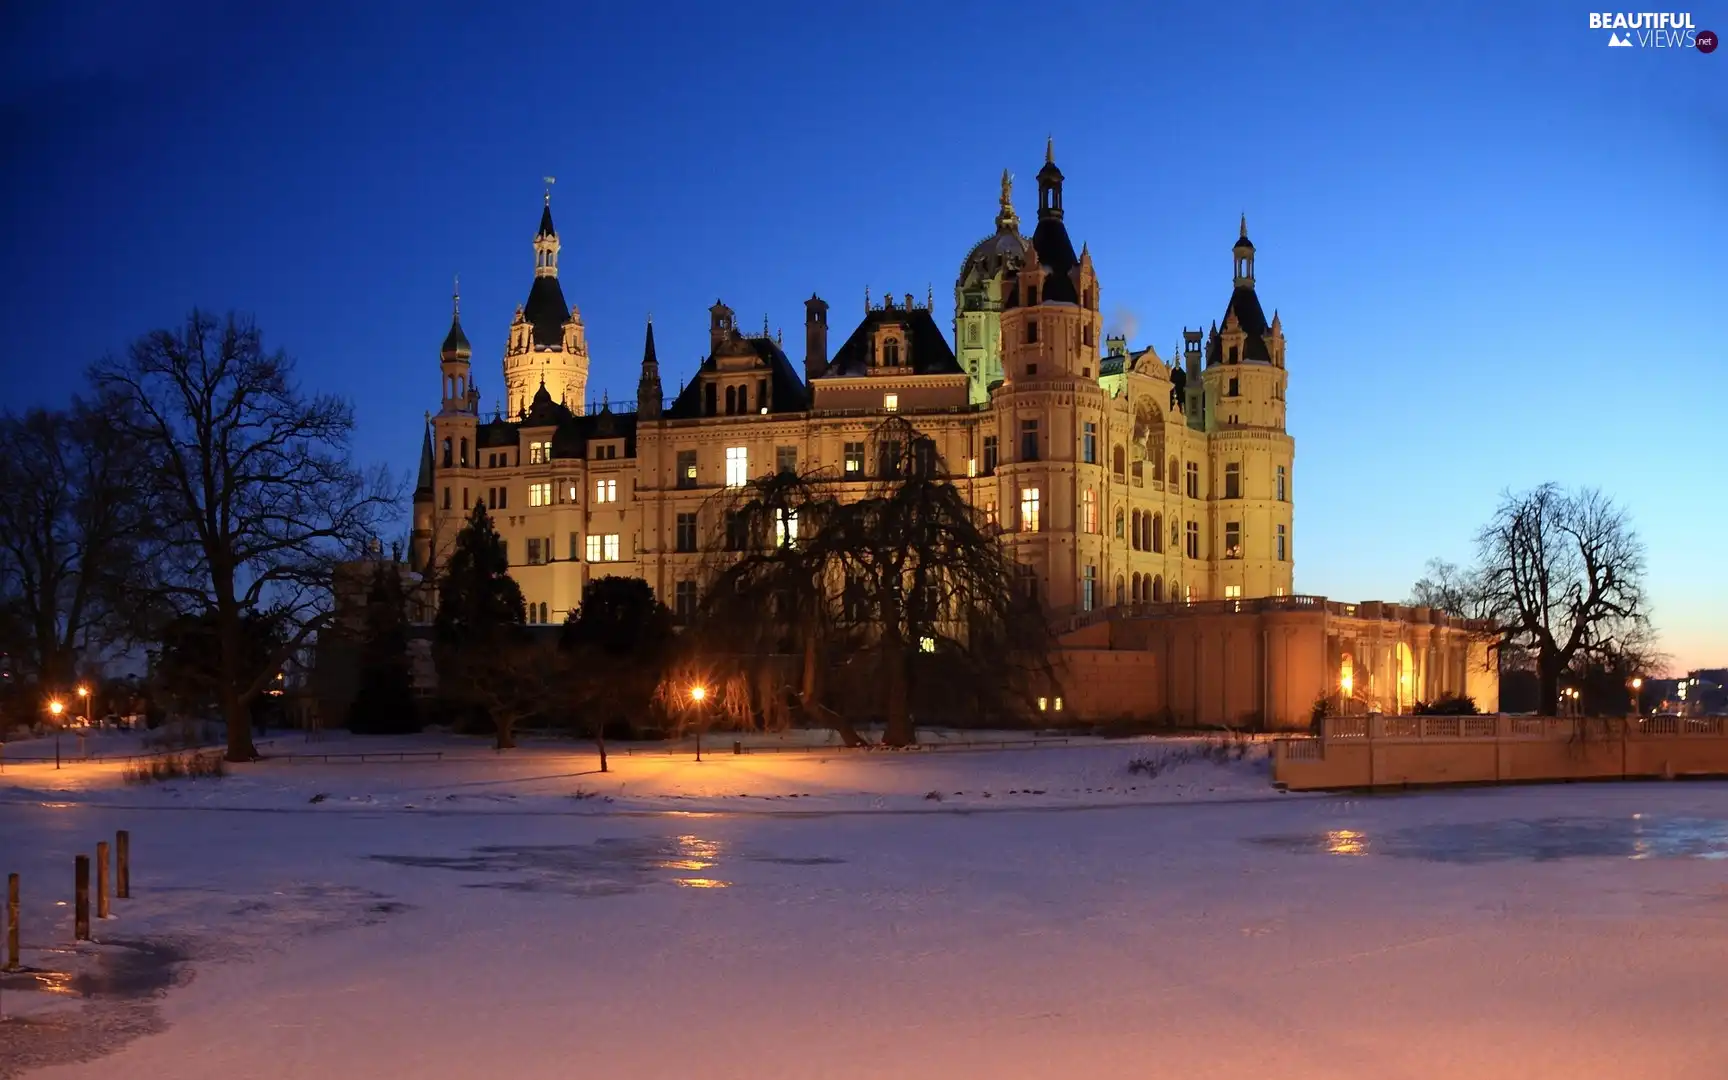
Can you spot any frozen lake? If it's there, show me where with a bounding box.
[2,747,1726,1078]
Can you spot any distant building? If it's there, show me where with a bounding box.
[399,143,1494,729]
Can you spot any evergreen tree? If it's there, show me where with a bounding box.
[433,503,528,748]
[435,502,526,645]
[561,576,674,770]
[346,563,421,734]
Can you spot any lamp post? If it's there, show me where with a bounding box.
[48,700,64,769]
[689,685,707,762]
[1630,677,1642,717]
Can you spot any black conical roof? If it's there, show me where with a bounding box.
[641,319,658,370]
[413,422,434,499]
[441,312,471,361]
[537,199,556,238]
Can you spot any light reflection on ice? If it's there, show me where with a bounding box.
[1253,816,1728,863]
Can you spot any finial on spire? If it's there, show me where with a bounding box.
[864,285,870,311]
[1240,212,1247,239]
[1001,168,1013,206]
[452,274,460,315]
[1045,135,1054,164]
[763,313,770,337]
[926,283,933,309]
[424,409,431,426]
[543,175,556,204]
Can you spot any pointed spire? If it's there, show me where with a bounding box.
[1045,135,1054,164]
[638,316,663,420]
[926,283,933,309]
[642,316,659,370]
[415,417,434,496]
[864,285,870,312]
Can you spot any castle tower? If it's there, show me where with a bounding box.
[409,416,435,573]
[1199,216,1294,599]
[431,282,479,551]
[955,168,1031,404]
[992,140,1109,614]
[503,187,590,418]
[803,294,829,383]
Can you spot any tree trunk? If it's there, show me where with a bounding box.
[494,722,516,750]
[1537,652,1561,717]
[881,651,913,747]
[222,684,257,762]
[595,731,608,773]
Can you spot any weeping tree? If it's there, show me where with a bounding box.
[684,417,1058,747]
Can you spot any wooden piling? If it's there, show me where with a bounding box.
[116,830,131,899]
[5,873,18,970]
[74,855,90,941]
[96,841,110,920]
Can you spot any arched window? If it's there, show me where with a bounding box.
[1112,445,1125,477]
[1115,575,1125,607]
[1152,513,1163,553]
[1152,575,1164,603]
[1168,457,1179,486]
[1129,511,1139,551]
[441,437,452,468]
[459,437,468,467]
[1131,573,1142,604]
[725,386,737,415]
[540,602,549,624]
[883,339,900,367]
[738,384,749,413]
[1114,508,1125,540]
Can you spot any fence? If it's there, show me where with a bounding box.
[1273,715,1728,790]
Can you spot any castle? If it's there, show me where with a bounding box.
[407,143,1494,728]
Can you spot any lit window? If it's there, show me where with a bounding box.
[529,441,549,464]
[725,446,748,488]
[775,507,798,549]
[1224,521,1242,559]
[1274,586,1286,597]
[1082,488,1097,534]
[604,534,620,561]
[1224,584,1242,599]
[677,450,698,488]
[1037,697,1049,712]
[844,442,864,474]
[1053,697,1063,712]
[884,393,899,412]
[529,482,552,507]
[967,457,977,478]
[982,500,998,527]
[568,484,578,502]
[585,535,601,561]
[919,636,936,653]
[595,478,617,503]
[1020,487,1041,532]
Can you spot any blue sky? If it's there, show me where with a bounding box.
[2,1,1723,671]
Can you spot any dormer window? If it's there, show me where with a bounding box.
[883,339,900,367]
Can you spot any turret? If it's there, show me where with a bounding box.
[803,294,829,382]
[440,280,474,415]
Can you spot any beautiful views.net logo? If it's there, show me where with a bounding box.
[1589,12,1718,50]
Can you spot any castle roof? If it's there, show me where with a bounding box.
[820,306,961,378]
[1209,285,1273,365]
[522,277,572,349]
[664,334,811,420]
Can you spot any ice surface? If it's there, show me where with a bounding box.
[2,738,1726,1078]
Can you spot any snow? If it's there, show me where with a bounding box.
[2,735,1727,1078]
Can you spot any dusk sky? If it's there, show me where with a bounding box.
[1,1,1722,671]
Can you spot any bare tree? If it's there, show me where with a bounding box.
[0,398,152,693]
[1474,484,1649,716]
[91,312,397,761]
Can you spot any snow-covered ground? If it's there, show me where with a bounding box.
[0,729,1279,814]
[2,736,1726,1078]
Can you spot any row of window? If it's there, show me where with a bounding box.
[517,533,626,566]
[441,437,622,470]
[1015,485,1289,560]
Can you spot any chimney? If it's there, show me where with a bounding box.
[803,294,829,383]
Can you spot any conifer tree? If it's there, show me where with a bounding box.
[435,503,525,644]
[346,563,420,734]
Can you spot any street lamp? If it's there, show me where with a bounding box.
[1630,677,1643,717]
[689,685,708,762]
[48,700,64,769]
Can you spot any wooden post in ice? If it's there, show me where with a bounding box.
[5,873,18,970]
[74,856,90,941]
[116,830,131,899]
[96,841,110,920]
